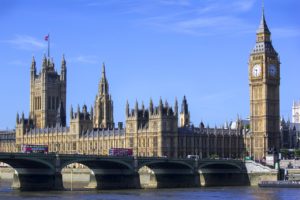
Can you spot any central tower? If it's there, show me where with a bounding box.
[93,63,114,129]
[30,55,66,128]
[249,9,281,160]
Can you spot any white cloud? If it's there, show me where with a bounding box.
[1,35,46,50]
[195,0,256,14]
[272,27,300,38]
[7,60,27,66]
[130,0,257,36]
[159,0,191,6]
[232,0,256,12]
[141,15,255,36]
[70,55,99,64]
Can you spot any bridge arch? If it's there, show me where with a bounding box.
[61,158,133,171]
[0,155,59,191]
[138,160,197,189]
[0,157,55,171]
[139,160,194,171]
[199,162,242,171]
[60,157,136,190]
[198,161,250,186]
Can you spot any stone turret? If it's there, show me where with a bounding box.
[30,56,36,79]
[93,63,114,129]
[56,101,66,127]
[70,105,93,134]
[180,96,190,127]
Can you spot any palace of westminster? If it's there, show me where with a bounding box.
[0,10,300,160]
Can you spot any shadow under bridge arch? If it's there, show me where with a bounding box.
[61,158,137,190]
[0,156,59,191]
[138,160,198,189]
[198,162,250,186]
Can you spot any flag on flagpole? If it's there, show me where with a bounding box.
[45,34,50,57]
[45,35,49,41]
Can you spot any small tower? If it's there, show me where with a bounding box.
[292,100,300,123]
[56,101,66,127]
[174,97,178,117]
[70,105,93,134]
[180,96,190,127]
[70,105,74,120]
[126,100,130,117]
[149,98,154,114]
[30,56,36,79]
[61,54,66,81]
[93,63,114,129]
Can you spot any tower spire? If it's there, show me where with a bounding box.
[94,62,114,129]
[99,62,108,95]
[31,56,36,78]
[102,62,106,78]
[257,1,270,35]
[60,54,67,81]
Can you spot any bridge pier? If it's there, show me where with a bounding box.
[11,170,63,191]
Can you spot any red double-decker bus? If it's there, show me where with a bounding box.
[109,148,133,156]
[21,144,48,154]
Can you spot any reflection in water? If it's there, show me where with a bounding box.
[0,180,300,200]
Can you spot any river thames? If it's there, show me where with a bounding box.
[1,180,300,200]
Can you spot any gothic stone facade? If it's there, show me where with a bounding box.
[11,58,251,158]
[0,10,285,160]
[13,91,250,158]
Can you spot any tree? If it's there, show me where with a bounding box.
[210,154,219,159]
[294,149,300,158]
[280,149,289,159]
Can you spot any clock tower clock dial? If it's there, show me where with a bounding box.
[252,64,262,77]
[268,64,277,77]
[248,9,281,160]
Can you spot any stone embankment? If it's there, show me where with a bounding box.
[279,160,300,181]
[245,160,278,185]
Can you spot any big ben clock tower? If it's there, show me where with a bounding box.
[249,9,280,160]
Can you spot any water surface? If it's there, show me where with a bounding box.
[1,180,299,200]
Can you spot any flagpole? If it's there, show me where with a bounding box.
[48,33,50,58]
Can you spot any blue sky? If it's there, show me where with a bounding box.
[0,0,299,129]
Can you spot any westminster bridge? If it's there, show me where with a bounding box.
[0,153,277,191]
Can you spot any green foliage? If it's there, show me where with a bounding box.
[210,154,219,159]
[294,149,300,157]
[245,124,250,130]
[280,149,289,158]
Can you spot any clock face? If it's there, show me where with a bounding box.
[252,64,261,77]
[268,64,277,77]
